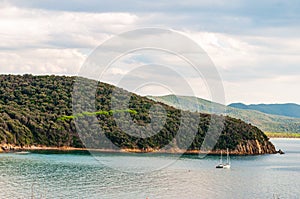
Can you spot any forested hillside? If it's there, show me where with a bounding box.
[149,95,300,133]
[0,75,276,154]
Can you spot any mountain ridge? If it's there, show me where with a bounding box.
[148,95,300,133]
[229,103,300,118]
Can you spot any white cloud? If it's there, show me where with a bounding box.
[184,31,300,77]
[0,4,138,49]
[0,1,300,104]
[176,31,300,104]
[224,74,300,104]
[0,48,86,75]
[0,3,139,74]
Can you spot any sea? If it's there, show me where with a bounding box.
[0,138,299,199]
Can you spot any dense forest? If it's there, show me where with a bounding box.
[0,75,276,154]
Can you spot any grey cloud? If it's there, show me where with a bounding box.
[9,0,300,26]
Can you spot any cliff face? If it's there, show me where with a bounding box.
[233,140,277,154]
[0,75,276,154]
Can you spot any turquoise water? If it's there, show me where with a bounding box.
[0,138,299,198]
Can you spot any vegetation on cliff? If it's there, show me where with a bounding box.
[0,75,276,154]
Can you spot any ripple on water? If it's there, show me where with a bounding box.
[0,139,300,198]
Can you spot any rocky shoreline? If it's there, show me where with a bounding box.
[0,139,280,155]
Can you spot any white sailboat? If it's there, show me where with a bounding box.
[223,148,231,169]
[216,150,224,168]
[216,149,231,169]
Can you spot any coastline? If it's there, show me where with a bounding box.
[270,137,300,140]
[265,132,300,139]
[0,144,278,155]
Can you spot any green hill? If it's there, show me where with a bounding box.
[0,75,276,154]
[229,103,300,118]
[148,95,300,133]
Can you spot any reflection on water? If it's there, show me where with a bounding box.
[0,138,299,198]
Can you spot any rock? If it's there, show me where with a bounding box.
[277,149,285,155]
[232,139,276,155]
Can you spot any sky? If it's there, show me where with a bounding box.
[0,0,300,104]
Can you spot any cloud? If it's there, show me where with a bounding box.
[0,48,86,75]
[3,0,242,13]
[185,31,300,81]
[0,1,300,104]
[6,0,300,36]
[0,3,138,74]
[224,74,300,104]
[0,4,138,50]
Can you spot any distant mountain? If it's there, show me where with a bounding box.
[229,103,300,118]
[148,95,300,133]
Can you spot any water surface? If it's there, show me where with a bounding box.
[0,138,299,198]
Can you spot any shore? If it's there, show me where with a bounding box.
[265,132,300,139]
[0,144,280,155]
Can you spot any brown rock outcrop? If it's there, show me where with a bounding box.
[233,139,276,155]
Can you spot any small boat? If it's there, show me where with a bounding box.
[223,148,231,169]
[216,150,224,168]
[216,149,231,169]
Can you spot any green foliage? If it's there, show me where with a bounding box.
[149,95,300,133]
[57,109,137,121]
[0,74,272,151]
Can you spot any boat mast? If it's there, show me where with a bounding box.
[226,148,230,164]
[220,150,223,163]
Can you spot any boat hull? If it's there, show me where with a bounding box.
[216,164,224,168]
[223,164,230,169]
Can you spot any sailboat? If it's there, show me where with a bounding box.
[216,150,224,168]
[223,148,231,169]
[216,148,231,169]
